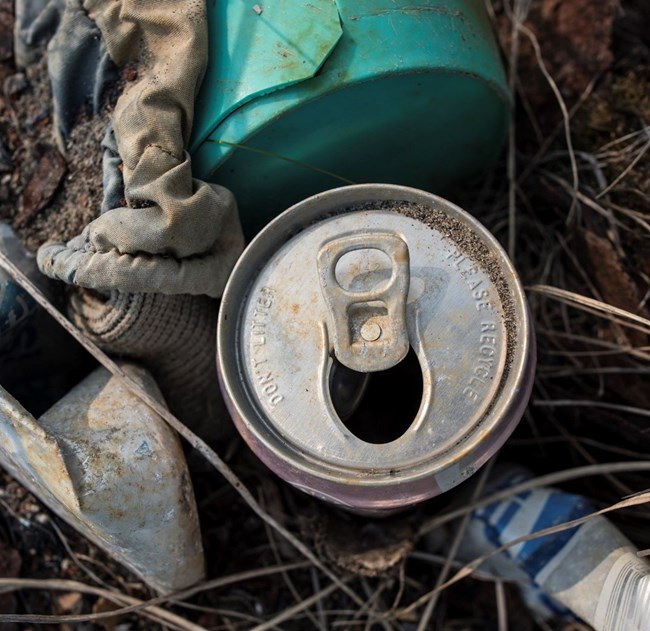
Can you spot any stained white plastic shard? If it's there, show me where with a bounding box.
[594,550,650,631]
[0,362,205,593]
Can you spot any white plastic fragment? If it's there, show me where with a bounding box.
[0,363,205,593]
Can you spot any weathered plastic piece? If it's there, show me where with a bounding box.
[192,0,342,137]
[191,0,509,236]
[0,363,205,593]
[452,466,650,630]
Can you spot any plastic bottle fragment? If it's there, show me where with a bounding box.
[449,466,650,630]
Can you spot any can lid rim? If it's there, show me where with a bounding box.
[217,184,535,505]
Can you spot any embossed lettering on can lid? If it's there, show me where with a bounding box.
[218,185,536,514]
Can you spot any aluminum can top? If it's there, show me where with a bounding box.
[218,185,535,514]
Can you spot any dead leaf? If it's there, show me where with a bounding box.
[581,229,650,411]
[15,145,66,227]
[539,0,618,95]
[57,591,82,613]
[583,229,649,346]
[91,596,126,631]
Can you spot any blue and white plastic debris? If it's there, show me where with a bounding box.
[453,466,650,631]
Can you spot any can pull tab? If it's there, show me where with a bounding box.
[317,232,410,373]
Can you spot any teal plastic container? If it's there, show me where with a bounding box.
[190,0,508,237]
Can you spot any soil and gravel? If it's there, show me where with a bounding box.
[0,55,108,252]
[1,0,650,630]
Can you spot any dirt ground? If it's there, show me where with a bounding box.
[1,0,650,630]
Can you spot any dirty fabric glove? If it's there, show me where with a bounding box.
[47,0,117,142]
[15,0,242,433]
[65,128,231,440]
[37,0,244,297]
[14,0,62,68]
[100,123,123,213]
[68,288,229,442]
[15,0,118,143]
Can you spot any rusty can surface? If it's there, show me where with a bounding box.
[218,184,536,514]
